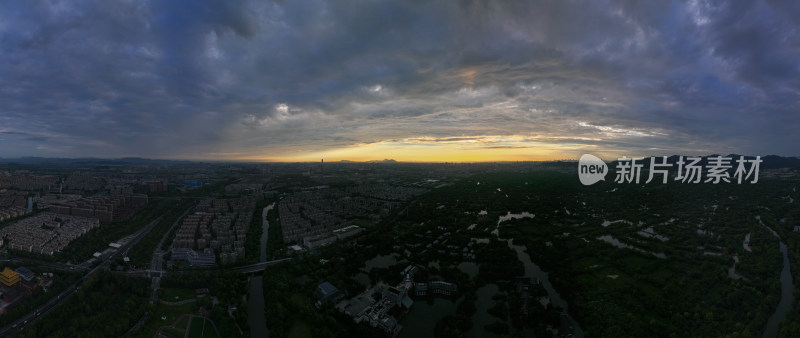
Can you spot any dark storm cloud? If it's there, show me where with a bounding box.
[0,0,797,159]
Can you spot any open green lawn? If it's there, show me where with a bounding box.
[175,314,192,329]
[160,287,198,302]
[290,293,306,309]
[161,326,185,338]
[135,302,198,338]
[188,316,220,338]
[153,314,192,338]
[288,318,313,338]
[352,219,376,228]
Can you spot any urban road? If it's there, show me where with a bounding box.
[0,200,180,337]
[0,203,293,336]
[126,204,193,335]
[124,257,292,278]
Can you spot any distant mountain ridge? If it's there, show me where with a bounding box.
[0,156,194,164]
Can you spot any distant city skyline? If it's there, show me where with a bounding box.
[1,1,798,162]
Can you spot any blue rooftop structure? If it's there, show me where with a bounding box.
[315,282,342,305]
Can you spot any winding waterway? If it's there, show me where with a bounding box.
[757,216,794,338]
[248,203,274,338]
[763,241,793,338]
[506,238,584,337]
[493,211,583,337]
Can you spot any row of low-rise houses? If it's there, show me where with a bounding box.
[0,207,28,222]
[279,195,347,244]
[224,183,263,195]
[0,212,99,255]
[344,184,427,202]
[279,185,426,246]
[307,195,397,221]
[171,248,217,267]
[302,225,364,249]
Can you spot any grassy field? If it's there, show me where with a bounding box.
[159,287,198,302]
[288,318,313,338]
[188,316,220,338]
[136,302,198,338]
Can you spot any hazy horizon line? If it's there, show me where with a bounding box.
[1,153,798,165]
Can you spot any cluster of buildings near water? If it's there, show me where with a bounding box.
[0,213,99,255]
[169,194,262,266]
[279,184,426,249]
[301,225,364,250]
[319,265,458,337]
[0,267,52,315]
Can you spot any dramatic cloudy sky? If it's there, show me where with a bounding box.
[1,0,798,161]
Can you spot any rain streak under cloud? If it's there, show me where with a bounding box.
[1,0,799,161]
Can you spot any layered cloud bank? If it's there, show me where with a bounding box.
[1,1,798,161]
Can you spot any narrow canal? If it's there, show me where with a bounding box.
[248,202,274,338]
